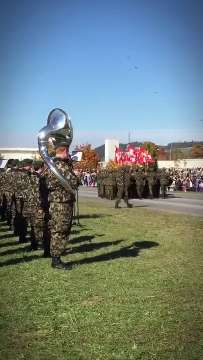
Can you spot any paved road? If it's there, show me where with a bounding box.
[79,187,203,217]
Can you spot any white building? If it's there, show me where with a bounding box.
[158,159,203,169]
[105,139,119,163]
[0,148,39,160]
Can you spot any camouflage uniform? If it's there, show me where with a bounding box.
[135,168,146,199]
[4,171,13,227]
[115,166,132,208]
[0,171,7,221]
[14,169,31,243]
[104,170,116,200]
[29,172,45,251]
[147,169,157,199]
[97,170,103,197]
[45,159,77,258]
[10,170,18,232]
[158,169,171,198]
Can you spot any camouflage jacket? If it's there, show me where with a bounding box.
[45,159,79,203]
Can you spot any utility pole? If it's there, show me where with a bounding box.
[169,143,172,161]
[128,132,131,144]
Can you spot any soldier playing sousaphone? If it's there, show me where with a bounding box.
[38,108,79,270]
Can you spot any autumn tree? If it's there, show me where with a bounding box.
[73,144,100,171]
[143,142,159,161]
[106,160,119,169]
[191,144,203,158]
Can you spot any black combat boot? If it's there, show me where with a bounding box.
[43,248,51,257]
[51,256,71,270]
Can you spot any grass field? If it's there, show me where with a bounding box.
[0,197,203,360]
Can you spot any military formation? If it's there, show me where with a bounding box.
[0,157,79,268]
[0,108,81,271]
[0,161,78,257]
[97,166,172,207]
[0,107,172,271]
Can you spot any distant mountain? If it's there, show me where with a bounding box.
[94,141,203,161]
[164,141,203,149]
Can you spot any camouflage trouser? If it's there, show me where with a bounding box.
[30,208,44,250]
[115,186,130,208]
[10,199,16,231]
[14,198,28,243]
[105,185,112,200]
[106,185,115,200]
[160,184,167,198]
[148,183,154,199]
[49,201,73,257]
[1,195,7,221]
[136,182,145,199]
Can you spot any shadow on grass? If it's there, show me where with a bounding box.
[70,225,87,235]
[78,213,112,219]
[0,226,10,232]
[69,234,104,245]
[129,204,149,208]
[0,233,16,240]
[0,241,19,249]
[0,254,43,267]
[0,245,30,256]
[68,240,159,267]
[66,239,123,254]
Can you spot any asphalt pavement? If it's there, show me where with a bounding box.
[78,187,203,217]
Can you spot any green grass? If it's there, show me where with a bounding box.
[0,197,203,360]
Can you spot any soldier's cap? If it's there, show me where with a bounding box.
[6,159,20,168]
[19,159,33,168]
[32,159,44,170]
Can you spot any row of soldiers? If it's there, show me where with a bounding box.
[0,159,79,265]
[0,161,50,255]
[97,166,172,207]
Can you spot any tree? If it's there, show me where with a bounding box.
[106,160,119,169]
[73,144,100,171]
[191,144,203,158]
[143,142,159,161]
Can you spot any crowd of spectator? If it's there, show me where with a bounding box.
[74,170,98,187]
[167,168,203,192]
[75,167,203,193]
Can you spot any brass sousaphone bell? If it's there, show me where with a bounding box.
[38,108,75,194]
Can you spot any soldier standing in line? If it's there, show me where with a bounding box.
[115,166,132,208]
[147,167,157,199]
[0,171,7,221]
[4,170,13,228]
[158,168,171,198]
[14,163,31,243]
[135,167,146,199]
[28,162,46,252]
[38,108,79,270]
[96,170,102,197]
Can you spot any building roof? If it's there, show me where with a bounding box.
[0,147,38,152]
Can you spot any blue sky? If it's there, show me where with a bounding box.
[0,0,202,149]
